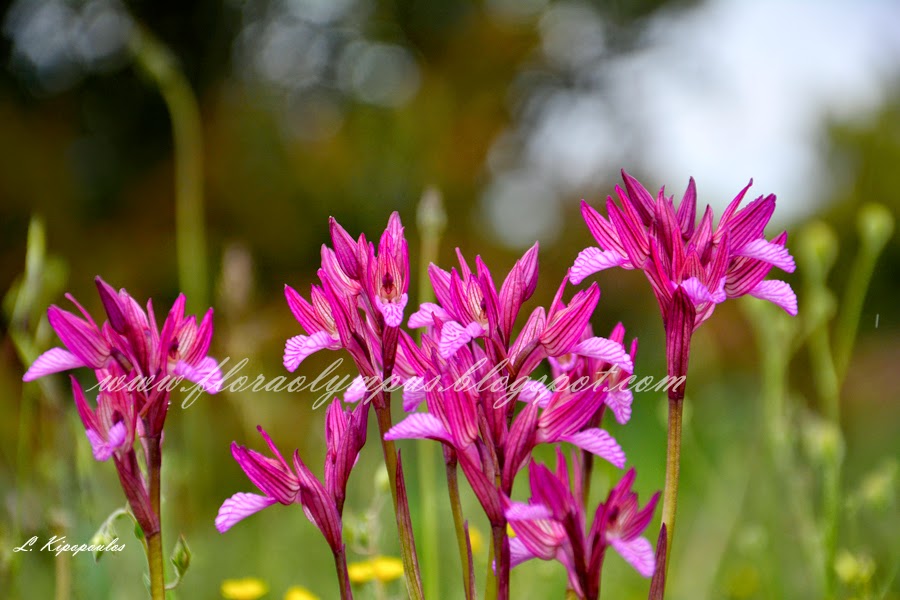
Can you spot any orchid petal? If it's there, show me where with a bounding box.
[283,331,339,372]
[581,200,627,256]
[748,280,798,316]
[610,536,655,578]
[679,277,712,304]
[407,302,450,328]
[329,216,362,279]
[343,375,367,403]
[384,413,454,445]
[174,356,223,394]
[23,348,85,381]
[509,537,538,569]
[105,421,127,452]
[621,170,657,224]
[379,293,408,327]
[439,321,483,359]
[231,441,299,505]
[605,389,633,425]
[293,451,344,552]
[517,379,551,408]
[561,429,626,468]
[506,502,553,521]
[572,337,633,372]
[570,247,629,284]
[47,306,109,369]
[85,424,125,461]
[736,238,796,273]
[540,284,598,356]
[215,493,277,533]
[402,376,426,411]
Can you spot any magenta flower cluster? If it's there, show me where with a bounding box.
[212,208,662,599]
[23,278,222,535]
[24,170,796,600]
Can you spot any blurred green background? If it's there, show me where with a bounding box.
[1,0,898,598]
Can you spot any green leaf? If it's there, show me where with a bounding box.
[133,520,145,543]
[91,507,140,563]
[90,526,116,563]
[171,533,191,579]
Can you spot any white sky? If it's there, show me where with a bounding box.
[485,0,900,248]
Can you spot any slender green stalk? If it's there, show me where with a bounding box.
[809,322,841,600]
[362,316,422,599]
[746,300,823,588]
[834,204,894,380]
[659,393,683,572]
[581,452,594,509]
[373,402,424,600]
[417,440,439,596]
[657,289,694,585]
[484,539,497,600]
[334,547,353,600]
[588,545,605,600]
[833,249,876,380]
[415,187,446,600]
[147,532,165,600]
[52,519,71,600]
[11,220,45,555]
[809,317,840,424]
[807,292,842,600]
[130,27,208,311]
[490,524,509,600]
[798,222,844,600]
[9,218,67,597]
[446,456,474,600]
[146,436,165,600]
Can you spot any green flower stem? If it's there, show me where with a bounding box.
[130,27,208,311]
[147,532,165,600]
[485,539,497,600]
[821,455,841,600]
[52,519,71,600]
[417,440,439,596]
[581,452,594,507]
[334,546,353,600]
[809,306,843,600]
[657,289,694,586]
[415,187,446,600]
[10,218,68,598]
[490,523,509,600]
[373,402,424,600]
[445,455,474,600]
[146,435,165,600]
[799,224,845,600]
[834,204,894,381]
[810,313,841,423]
[10,221,46,555]
[589,545,605,600]
[659,392,684,574]
[834,247,877,380]
[746,300,823,588]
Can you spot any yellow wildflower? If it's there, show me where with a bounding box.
[221,577,268,600]
[370,556,404,582]
[347,556,404,584]
[835,550,875,586]
[284,585,320,600]
[347,560,375,584]
[469,526,484,555]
